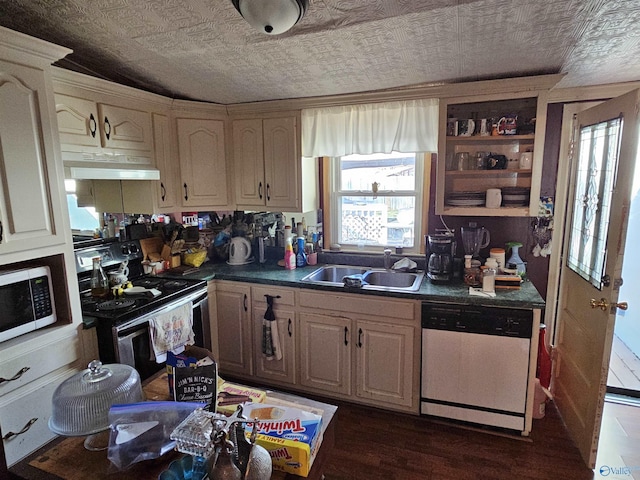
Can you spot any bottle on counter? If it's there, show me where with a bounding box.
[482,259,497,293]
[296,237,307,267]
[284,236,296,270]
[90,256,110,298]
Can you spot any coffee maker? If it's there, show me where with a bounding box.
[426,233,456,283]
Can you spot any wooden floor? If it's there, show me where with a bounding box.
[608,334,640,391]
[596,397,640,480]
[320,400,593,480]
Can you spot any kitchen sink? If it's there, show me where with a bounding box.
[300,265,424,293]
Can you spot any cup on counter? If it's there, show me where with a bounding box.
[486,188,502,208]
[307,252,318,266]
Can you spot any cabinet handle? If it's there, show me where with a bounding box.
[104,116,111,140]
[0,220,3,243]
[89,113,97,138]
[344,326,349,346]
[288,318,292,337]
[0,366,30,385]
[183,183,189,201]
[160,182,166,201]
[258,182,263,199]
[243,294,248,312]
[357,328,363,348]
[266,183,271,202]
[2,418,37,441]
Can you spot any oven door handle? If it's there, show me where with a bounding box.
[114,288,207,333]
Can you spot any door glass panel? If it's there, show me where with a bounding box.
[567,117,623,288]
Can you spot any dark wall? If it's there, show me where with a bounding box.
[427,103,565,299]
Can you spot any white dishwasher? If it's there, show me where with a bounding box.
[420,303,533,432]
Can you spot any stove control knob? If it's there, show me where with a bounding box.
[129,243,139,254]
[121,244,131,255]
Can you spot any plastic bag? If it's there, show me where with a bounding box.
[183,247,207,267]
[107,401,202,470]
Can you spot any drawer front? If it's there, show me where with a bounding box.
[299,291,416,320]
[0,333,81,397]
[251,285,296,306]
[1,369,77,466]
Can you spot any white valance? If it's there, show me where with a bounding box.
[301,98,439,157]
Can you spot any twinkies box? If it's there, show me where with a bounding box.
[242,403,323,477]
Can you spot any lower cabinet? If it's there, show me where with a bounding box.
[211,280,420,413]
[251,285,296,386]
[211,281,252,377]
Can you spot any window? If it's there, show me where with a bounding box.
[65,179,101,233]
[328,152,426,252]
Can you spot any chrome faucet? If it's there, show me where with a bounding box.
[383,248,392,269]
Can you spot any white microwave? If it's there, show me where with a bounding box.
[0,266,56,343]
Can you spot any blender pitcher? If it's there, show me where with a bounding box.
[461,226,490,258]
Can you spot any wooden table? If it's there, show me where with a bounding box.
[9,373,337,480]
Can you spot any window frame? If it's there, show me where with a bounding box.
[323,152,430,254]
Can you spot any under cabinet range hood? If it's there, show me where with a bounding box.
[66,166,160,180]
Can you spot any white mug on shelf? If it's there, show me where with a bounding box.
[519,152,533,170]
[486,188,502,208]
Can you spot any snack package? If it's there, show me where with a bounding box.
[242,403,323,477]
[167,348,218,411]
[216,381,266,415]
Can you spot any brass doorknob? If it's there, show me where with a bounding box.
[590,298,629,311]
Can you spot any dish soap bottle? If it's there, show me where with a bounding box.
[296,237,307,267]
[90,256,109,298]
[284,236,296,270]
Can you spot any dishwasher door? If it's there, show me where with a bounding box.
[420,305,532,432]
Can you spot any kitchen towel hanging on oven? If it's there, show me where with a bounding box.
[148,302,194,363]
[262,295,282,361]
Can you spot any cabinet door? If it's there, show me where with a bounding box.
[55,93,100,148]
[98,103,153,152]
[263,116,300,210]
[298,312,351,396]
[215,283,252,376]
[355,320,414,408]
[152,113,177,209]
[252,307,296,384]
[0,62,65,252]
[177,118,229,208]
[233,118,265,207]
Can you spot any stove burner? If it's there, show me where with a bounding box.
[136,278,161,288]
[163,280,188,290]
[97,299,136,311]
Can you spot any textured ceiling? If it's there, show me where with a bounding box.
[1,0,639,105]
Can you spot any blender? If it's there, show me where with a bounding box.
[461,225,490,260]
[426,233,455,283]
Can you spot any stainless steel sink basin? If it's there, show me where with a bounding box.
[300,265,424,293]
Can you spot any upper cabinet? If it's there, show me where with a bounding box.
[436,91,549,217]
[152,113,178,210]
[232,113,317,212]
[55,93,153,154]
[176,116,230,209]
[0,30,71,254]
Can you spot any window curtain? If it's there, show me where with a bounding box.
[301,98,439,157]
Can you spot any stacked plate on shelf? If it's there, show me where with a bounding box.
[445,191,485,206]
[501,187,530,207]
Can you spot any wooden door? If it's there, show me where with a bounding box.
[298,312,352,396]
[252,307,296,384]
[355,320,414,408]
[98,103,152,151]
[263,116,300,210]
[554,90,639,467]
[152,113,178,209]
[215,283,252,376]
[233,118,265,207]
[177,118,229,208]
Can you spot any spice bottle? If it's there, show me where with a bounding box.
[90,257,109,298]
[482,259,497,293]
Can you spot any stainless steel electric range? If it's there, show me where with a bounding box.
[74,238,210,380]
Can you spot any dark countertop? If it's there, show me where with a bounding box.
[161,260,545,309]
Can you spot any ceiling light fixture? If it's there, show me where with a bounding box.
[231,0,308,35]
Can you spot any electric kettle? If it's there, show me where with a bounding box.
[228,237,252,265]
